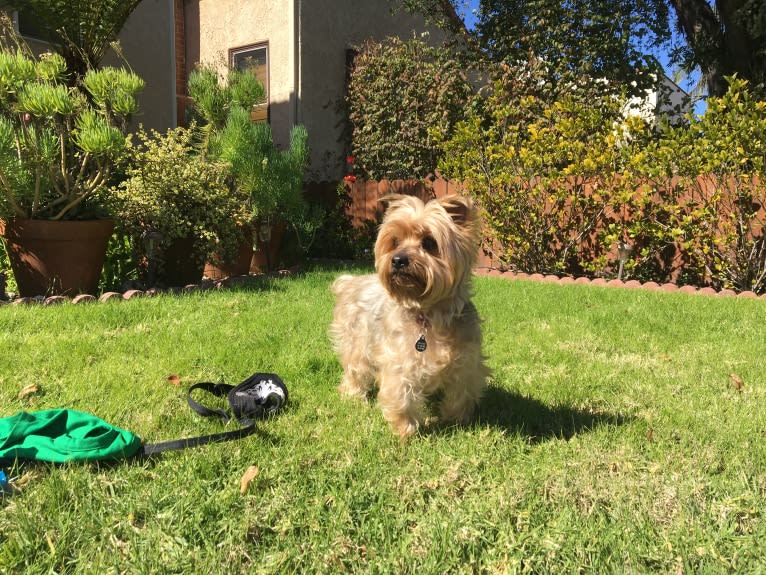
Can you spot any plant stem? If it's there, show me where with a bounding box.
[0,166,28,218]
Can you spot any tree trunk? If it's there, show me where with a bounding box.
[670,0,758,97]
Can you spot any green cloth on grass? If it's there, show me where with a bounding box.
[0,409,142,463]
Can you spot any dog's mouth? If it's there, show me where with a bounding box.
[391,267,420,284]
[387,267,428,299]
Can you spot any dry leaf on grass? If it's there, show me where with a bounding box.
[240,466,260,495]
[729,373,745,392]
[18,383,40,399]
[167,374,181,387]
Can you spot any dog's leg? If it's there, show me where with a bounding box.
[332,304,376,401]
[338,369,374,401]
[438,363,488,424]
[377,372,423,437]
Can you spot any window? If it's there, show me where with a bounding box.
[12,8,54,43]
[230,43,269,123]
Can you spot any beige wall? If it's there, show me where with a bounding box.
[186,0,445,181]
[297,0,447,180]
[110,0,176,132]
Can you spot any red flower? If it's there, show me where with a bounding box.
[343,174,357,183]
[345,155,355,165]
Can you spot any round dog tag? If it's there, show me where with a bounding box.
[415,335,427,352]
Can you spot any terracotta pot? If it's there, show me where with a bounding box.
[204,227,254,280]
[158,236,205,287]
[0,218,114,297]
[250,221,286,273]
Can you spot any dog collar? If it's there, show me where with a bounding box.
[415,313,429,352]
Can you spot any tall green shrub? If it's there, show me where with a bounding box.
[438,60,653,275]
[644,78,766,292]
[437,64,766,292]
[346,35,473,180]
[188,66,320,254]
[110,127,248,278]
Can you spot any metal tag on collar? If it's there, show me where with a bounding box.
[415,313,429,352]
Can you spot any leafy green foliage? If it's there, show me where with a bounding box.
[82,67,144,124]
[437,67,766,292]
[438,59,653,275]
[187,66,321,254]
[4,0,143,82]
[307,182,377,261]
[400,0,765,100]
[109,126,249,276]
[0,49,143,220]
[474,0,667,97]
[186,65,265,133]
[399,0,668,98]
[346,35,473,179]
[98,231,139,292]
[637,77,766,291]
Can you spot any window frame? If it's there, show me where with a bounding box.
[229,41,269,123]
[12,8,56,44]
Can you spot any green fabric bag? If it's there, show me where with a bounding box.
[0,409,143,463]
[0,374,288,464]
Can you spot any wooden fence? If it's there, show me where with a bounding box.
[303,178,496,266]
[305,176,766,285]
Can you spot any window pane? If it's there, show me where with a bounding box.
[231,46,268,99]
[17,8,56,43]
[230,44,269,123]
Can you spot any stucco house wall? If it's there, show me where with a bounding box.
[184,0,445,180]
[2,0,175,132]
[5,0,446,181]
[109,0,176,132]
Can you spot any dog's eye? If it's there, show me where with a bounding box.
[421,236,438,255]
[391,238,399,249]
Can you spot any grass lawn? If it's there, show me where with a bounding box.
[1,264,764,574]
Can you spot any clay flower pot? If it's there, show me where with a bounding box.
[0,218,114,297]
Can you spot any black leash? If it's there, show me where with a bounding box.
[141,373,288,456]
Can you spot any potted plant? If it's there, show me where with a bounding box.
[187,66,319,274]
[0,47,143,296]
[109,126,249,287]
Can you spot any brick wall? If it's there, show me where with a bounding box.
[174,0,187,126]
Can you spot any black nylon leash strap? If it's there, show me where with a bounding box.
[141,424,257,456]
[141,373,288,457]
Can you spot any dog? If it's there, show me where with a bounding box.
[330,194,490,437]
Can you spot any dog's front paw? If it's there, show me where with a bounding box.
[338,370,373,400]
[388,413,421,438]
[438,401,477,425]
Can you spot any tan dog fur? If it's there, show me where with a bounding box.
[330,194,490,437]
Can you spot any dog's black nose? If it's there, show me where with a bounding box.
[392,253,409,270]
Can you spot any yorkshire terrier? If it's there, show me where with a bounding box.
[330,194,490,437]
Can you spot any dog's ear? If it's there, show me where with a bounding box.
[438,195,476,227]
[378,194,407,210]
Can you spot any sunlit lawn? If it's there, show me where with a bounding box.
[1,264,764,573]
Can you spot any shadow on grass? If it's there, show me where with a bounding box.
[476,385,631,442]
